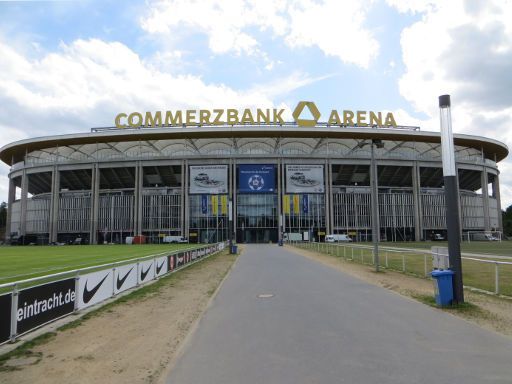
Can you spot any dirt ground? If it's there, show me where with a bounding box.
[0,250,238,384]
[290,245,512,337]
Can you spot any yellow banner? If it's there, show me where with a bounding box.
[293,194,300,214]
[283,195,290,214]
[221,195,227,215]
[212,195,218,215]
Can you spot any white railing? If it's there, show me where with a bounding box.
[289,241,512,297]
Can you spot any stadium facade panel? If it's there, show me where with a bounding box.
[0,125,507,244]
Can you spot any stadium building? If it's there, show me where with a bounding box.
[0,104,508,244]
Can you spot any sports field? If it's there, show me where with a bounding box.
[0,244,196,285]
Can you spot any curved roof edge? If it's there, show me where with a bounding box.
[0,126,508,165]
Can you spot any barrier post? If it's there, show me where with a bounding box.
[402,253,406,272]
[424,254,428,277]
[74,271,80,312]
[495,263,500,294]
[385,251,389,268]
[10,284,18,342]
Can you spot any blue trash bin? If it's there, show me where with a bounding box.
[231,245,238,254]
[278,239,283,246]
[431,270,454,306]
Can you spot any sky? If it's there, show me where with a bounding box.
[0,0,512,206]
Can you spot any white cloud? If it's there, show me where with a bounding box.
[388,0,512,206]
[140,0,379,68]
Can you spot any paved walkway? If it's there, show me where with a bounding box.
[166,245,512,384]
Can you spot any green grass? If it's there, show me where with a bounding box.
[0,244,197,285]
[376,240,512,257]
[297,242,512,296]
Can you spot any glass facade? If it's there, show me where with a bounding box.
[189,194,229,243]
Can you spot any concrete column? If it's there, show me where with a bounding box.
[233,159,237,240]
[19,170,28,237]
[90,164,100,244]
[328,160,334,235]
[5,176,16,240]
[184,160,189,239]
[481,167,491,231]
[181,160,185,236]
[135,162,143,236]
[49,167,60,243]
[494,172,503,232]
[277,159,282,242]
[281,161,286,234]
[412,163,422,241]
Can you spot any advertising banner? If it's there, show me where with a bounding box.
[190,165,228,194]
[212,195,218,215]
[155,256,168,278]
[302,194,309,214]
[201,195,208,214]
[286,165,325,193]
[78,270,113,310]
[176,252,185,268]
[293,194,300,214]
[138,260,155,284]
[113,264,137,295]
[239,164,275,193]
[0,293,12,343]
[17,279,75,335]
[168,254,176,272]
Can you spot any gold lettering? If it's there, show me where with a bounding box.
[213,109,224,125]
[273,108,285,124]
[256,109,270,124]
[343,110,354,126]
[186,110,196,125]
[115,113,127,128]
[199,110,211,125]
[369,112,382,126]
[145,111,162,127]
[128,112,143,128]
[328,110,341,125]
[356,111,367,126]
[241,109,255,124]
[165,111,182,126]
[227,109,239,125]
[385,112,397,127]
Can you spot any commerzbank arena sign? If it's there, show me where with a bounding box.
[114,101,398,129]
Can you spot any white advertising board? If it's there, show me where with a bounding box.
[114,263,137,295]
[138,260,155,284]
[155,256,168,277]
[286,165,325,193]
[189,165,228,194]
[78,270,114,310]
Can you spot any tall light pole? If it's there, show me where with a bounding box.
[439,94,464,304]
[359,139,383,272]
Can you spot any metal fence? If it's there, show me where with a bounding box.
[0,242,227,345]
[290,241,512,297]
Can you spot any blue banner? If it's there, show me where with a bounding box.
[201,195,208,214]
[302,195,309,214]
[239,164,275,193]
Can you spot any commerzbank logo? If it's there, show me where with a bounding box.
[292,101,321,127]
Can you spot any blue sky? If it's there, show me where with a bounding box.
[1,0,512,205]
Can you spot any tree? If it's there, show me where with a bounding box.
[502,204,512,237]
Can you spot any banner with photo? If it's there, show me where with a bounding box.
[190,165,228,194]
[238,164,275,193]
[286,165,325,193]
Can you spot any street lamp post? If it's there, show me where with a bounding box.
[359,139,383,272]
[439,95,464,304]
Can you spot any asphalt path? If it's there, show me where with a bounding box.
[166,244,512,384]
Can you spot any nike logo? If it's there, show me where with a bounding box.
[83,274,109,304]
[140,263,153,281]
[116,267,134,290]
[156,260,165,275]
